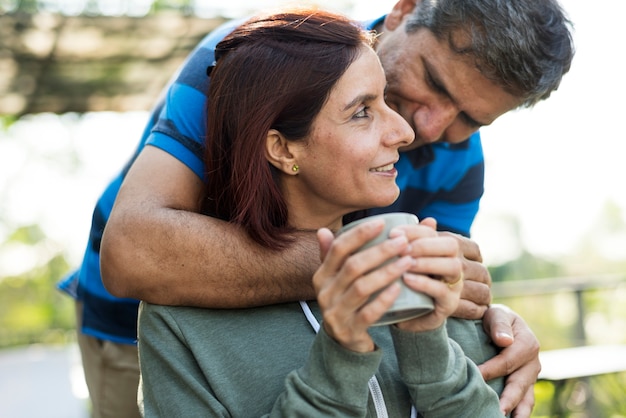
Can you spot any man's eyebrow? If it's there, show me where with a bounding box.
[343,93,377,112]
[423,59,486,127]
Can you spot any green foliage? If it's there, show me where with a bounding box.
[0,229,75,348]
[533,374,626,417]
[0,115,18,130]
[6,223,46,244]
[533,381,557,417]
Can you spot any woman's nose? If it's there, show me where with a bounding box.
[387,108,414,147]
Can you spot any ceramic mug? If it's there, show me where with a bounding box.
[337,212,435,326]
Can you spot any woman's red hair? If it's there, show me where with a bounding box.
[202,8,373,249]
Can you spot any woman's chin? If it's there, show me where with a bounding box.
[370,194,399,209]
[380,189,400,206]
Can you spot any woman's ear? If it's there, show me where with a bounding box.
[385,0,418,31]
[265,129,299,175]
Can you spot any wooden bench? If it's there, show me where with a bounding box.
[539,344,626,381]
[538,345,626,415]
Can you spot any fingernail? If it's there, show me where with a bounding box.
[390,236,408,247]
[367,219,386,229]
[388,227,406,237]
[497,332,514,341]
[396,256,414,268]
[402,272,420,283]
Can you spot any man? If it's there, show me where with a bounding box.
[59,0,574,417]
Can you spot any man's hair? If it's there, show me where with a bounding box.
[407,0,575,107]
[203,8,373,249]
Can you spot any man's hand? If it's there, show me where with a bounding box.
[439,230,492,319]
[481,304,541,417]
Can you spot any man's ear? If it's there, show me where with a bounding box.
[385,0,418,31]
[265,129,298,175]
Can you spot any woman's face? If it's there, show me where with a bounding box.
[288,45,414,230]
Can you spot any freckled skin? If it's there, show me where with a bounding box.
[284,46,414,230]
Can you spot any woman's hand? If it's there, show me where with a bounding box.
[313,219,415,353]
[390,219,464,333]
[438,230,492,320]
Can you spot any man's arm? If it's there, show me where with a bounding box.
[100,146,318,307]
[442,231,540,417]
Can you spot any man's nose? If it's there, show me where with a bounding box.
[413,101,458,143]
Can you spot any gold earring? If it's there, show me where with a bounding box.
[292,165,299,172]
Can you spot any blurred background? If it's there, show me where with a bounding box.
[1,0,625,417]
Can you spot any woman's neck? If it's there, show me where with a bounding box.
[289,213,345,234]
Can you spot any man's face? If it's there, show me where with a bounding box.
[376,18,522,151]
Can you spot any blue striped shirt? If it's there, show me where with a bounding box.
[58,16,484,344]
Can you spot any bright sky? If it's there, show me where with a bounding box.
[1,0,625,276]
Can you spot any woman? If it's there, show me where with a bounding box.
[138,8,502,417]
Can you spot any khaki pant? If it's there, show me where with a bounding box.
[76,302,141,418]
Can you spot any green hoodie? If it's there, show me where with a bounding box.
[138,301,503,417]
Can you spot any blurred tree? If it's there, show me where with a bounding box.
[0,8,224,116]
[489,250,564,283]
